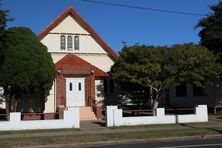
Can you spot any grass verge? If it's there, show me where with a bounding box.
[0,128,220,148]
[0,128,80,135]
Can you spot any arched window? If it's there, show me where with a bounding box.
[60,35,66,50]
[67,36,73,50]
[74,36,79,50]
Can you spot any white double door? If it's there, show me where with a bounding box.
[66,78,85,107]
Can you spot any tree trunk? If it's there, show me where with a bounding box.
[5,99,10,120]
[152,92,161,116]
[9,94,18,112]
[152,99,159,116]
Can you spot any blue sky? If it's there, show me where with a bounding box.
[1,0,220,51]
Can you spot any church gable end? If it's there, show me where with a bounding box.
[39,7,118,59]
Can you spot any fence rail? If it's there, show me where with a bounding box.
[122,108,195,116]
[21,112,64,120]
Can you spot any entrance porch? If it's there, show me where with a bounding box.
[55,54,108,119]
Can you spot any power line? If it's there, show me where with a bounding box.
[81,0,207,16]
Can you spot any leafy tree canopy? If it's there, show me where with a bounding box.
[0,27,55,111]
[111,43,221,110]
[197,1,222,54]
[0,6,13,64]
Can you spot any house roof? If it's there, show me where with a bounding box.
[39,6,119,60]
[55,54,109,77]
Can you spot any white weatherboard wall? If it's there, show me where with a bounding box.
[106,105,208,127]
[44,82,56,113]
[0,107,80,131]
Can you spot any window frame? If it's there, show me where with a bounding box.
[176,84,187,97]
[67,35,73,50]
[60,35,66,50]
[74,36,79,50]
[193,85,206,96]
[104,78,114,94]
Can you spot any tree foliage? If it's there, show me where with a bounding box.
[0,7,13,65]
[197,1,222,54]
[0,27,55,112]
[111,44,221,110]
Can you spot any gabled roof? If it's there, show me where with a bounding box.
[56,54,108,77]
[39,6,118,59]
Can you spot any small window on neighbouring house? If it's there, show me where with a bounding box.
[193,86,205,96]
[67,36,73,50]
[78,82,81,91]
[104,79,108,93]
[103,79,114,93]
[109,79,114,93]
[69,83,72,91]
[74,36,79,50]
[176,84,187,97]
[60,35,66,50]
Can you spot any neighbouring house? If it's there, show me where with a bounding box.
[38,7,118,119]
[165,84,221,110]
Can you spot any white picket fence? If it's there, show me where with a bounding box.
[0,107,80,131]
[106,105,208,127]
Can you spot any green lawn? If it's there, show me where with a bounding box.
[0,128,80,135]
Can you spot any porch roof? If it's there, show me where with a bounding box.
[55,54,109,77]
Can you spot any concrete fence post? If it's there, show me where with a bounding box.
[106,106,118,127]
[9,112,21,130]
[195,105,208,122]
[113,108,123,126]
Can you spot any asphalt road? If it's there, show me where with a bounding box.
[92,138,222,148]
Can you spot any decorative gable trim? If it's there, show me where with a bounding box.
[39,6,118,60]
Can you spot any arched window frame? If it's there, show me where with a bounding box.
[74,36,79,50]
[60,35,66,50]
[67,35,73,50]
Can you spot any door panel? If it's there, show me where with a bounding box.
[66,78,85,106]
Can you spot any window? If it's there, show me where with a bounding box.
[60,35,66,50]
[104,79,108,93]
[176,84,187,97]
[67,36,73,50]
[78,82,81,91]
[104,78,114,93]
[69,83,72,91]
[193,86,205,96]
[109,79,114,93]
[74,36,79,50]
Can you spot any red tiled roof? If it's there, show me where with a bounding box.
[39,6,118,60]
[55,54,108,77]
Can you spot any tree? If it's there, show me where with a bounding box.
[0,7,12,65]
[0,6,13,107]
[0,27,55,112]
[197,1,222,54]
[111,44,221,113]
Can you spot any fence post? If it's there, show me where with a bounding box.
[106,106,117,127]
[195,105,208,122]
[10,112,21,130]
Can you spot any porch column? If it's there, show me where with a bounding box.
[85,73,95,106]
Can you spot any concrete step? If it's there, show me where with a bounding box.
[80,107,97,120]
